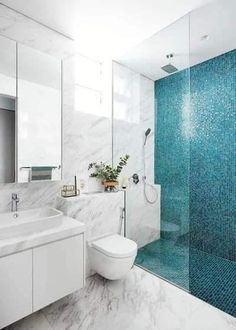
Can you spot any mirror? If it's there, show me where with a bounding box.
[0,37,62,183]
[17,45,62,182]
[0,35,16,183]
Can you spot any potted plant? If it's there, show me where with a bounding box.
[88,155,129,191]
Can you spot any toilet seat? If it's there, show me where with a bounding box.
[91,234,137,258]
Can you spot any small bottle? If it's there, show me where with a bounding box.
[120,176,128,189]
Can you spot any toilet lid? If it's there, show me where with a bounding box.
[92,234,137,258]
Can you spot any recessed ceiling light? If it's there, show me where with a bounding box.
[201,34,209,41]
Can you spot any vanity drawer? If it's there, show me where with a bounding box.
[0,250,32,329]
[33,234,84,311]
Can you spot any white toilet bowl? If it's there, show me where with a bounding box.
[88,234,137,280]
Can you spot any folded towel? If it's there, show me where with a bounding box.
[31,166,53,181]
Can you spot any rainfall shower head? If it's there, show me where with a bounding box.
[144,128,151,146]
[161,54,178,74]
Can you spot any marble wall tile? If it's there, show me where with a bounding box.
[56,191,124,277]
[113,62,160,247]
[63,55,112,182]
[63,109,112,182]
[126,184,160,247]
[0,181,60,213]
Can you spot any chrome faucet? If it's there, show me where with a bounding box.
[11,193,20,213]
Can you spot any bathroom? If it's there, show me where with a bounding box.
[0,0,235,329]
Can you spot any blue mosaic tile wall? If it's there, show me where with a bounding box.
[155,49,236,316]
[189,49,236,261]
[155,69,190,239]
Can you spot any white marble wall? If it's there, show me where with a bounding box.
[113,62,160,247]
[56,191,124,277]
[63,56,112,183]
[0,181,60,213]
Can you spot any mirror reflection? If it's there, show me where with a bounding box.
[0,35,16,183]
[17,45,61,182]
[0,37,62,183]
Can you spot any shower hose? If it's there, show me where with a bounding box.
[143,176,158,204]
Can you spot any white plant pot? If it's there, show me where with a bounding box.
[83,177,103,193]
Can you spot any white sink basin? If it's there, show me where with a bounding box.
[0,207,63,240]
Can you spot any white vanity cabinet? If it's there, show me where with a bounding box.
[0,233,85,329]
[33,235,84,311]
[0,250,33,329]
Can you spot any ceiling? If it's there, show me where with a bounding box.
[0,0,213,60]
[118,0,236,80]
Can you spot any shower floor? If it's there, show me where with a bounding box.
[135,238,236,317]
[135,238,189,290]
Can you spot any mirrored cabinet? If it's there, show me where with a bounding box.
[0,35,16,183]
[0,35,62,183]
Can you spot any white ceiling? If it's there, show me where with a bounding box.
[0,0,213,60]
[118,0,236,80]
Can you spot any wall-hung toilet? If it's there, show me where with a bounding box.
[88,234,137,280]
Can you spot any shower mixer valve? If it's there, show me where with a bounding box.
[131,173,139,184]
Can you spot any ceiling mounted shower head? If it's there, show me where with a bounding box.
[161,53,178,74]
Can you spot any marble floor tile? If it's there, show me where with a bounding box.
[4,266,236,330]
[5,311,52,330]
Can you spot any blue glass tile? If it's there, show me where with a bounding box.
[136,239,189,289]
[149,49,236,317]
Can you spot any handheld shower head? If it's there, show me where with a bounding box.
[145,128,151,137]
[144,128,151,145]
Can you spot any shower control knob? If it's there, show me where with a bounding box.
[132,173,139,184]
